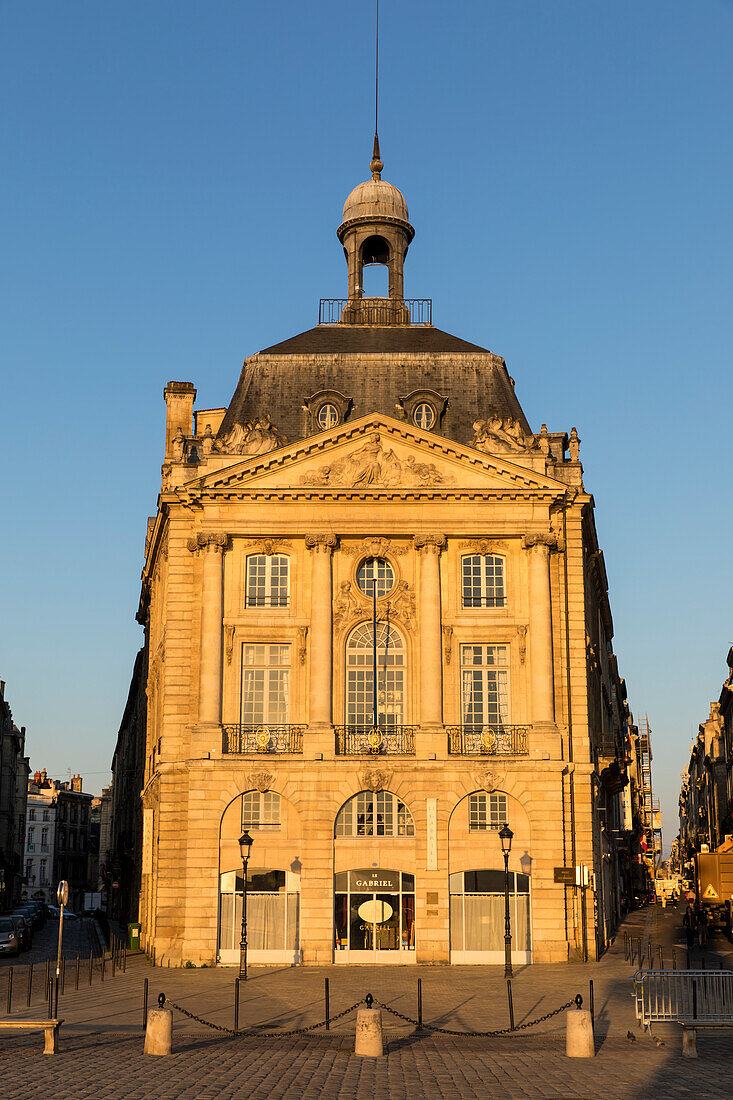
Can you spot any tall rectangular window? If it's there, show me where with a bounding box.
[245,555,289,608]
[461,644,510,728]
[461,555,506,608]
[240,644,290,725]
[40,859,47,884]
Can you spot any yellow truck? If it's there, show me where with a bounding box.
[696,850,733,933]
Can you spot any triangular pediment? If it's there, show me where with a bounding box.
[187,415,569,495]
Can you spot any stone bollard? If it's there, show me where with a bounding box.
[354,994,384,1057]
[144,994,172,1056]
[681,1027,698,1059]
[566,996,595,1058]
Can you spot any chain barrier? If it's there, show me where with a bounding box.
[374,995,578,1037]
[160,991,580,1041]
[163,994,362,1038]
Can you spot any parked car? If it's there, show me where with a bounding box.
[15,904,43,931]
[0,917,20,956]
[9,914,32,951]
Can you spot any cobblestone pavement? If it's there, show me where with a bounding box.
[1,906,731,1098]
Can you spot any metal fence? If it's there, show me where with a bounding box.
[334,725,417,756]
[318,298,433,326]
[633,968,733,1028]
[446,725,529,756]
[222,725,305,754]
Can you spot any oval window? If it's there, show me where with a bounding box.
[355,557,395,598]
[317,403,339,429]
[413,402,436,430]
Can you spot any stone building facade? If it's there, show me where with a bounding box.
[24,770,57,903]
[0,680,29,907]
[679,647,733,869]
[129,143,636,967]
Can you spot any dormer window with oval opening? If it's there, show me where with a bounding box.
[396,389,447,432]
[413,402,436,430]
[304,389,352,434]
[317,403,339,430]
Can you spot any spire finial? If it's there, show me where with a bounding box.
[370,0,382,181]
[370,132,383,181]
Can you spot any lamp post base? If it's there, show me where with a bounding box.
[504,936,513,979]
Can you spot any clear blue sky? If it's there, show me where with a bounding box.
[1,2,731,845]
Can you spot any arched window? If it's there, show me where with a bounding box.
[245,554,289,608]
[335,791,414,837]
[461,554,506,608]
[346,621,405,728]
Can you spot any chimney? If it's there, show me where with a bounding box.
[71,774,83,793]
[41,768,47,784]
[163,381,196,459]
[33,770,41,785]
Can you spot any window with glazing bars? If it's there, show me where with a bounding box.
[460,644,510,728]
[245,554,289,608]
[240,644,290,725]
[468,791,508,830]
[334,791,414,837]
[346,621,404,727]
[242,791,281,830]
[461,555,506,608]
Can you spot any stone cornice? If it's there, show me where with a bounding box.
[188,414,571,495]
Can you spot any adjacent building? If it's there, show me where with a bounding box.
[24,769,57,903]
[117,137,641,967]
[0,680,29,906]
[678,647,733,871]
[24,770,96,910]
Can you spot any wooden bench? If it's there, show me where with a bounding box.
[0,1019,63,1054]
[678,1020,733,1059]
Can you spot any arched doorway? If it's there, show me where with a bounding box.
[448,789,533,964]
[333,789,417,963]
[218,789,302,965]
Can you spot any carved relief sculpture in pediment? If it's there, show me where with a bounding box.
[216,415,286,456]
[299,432,453,488]
[242,537,292,556]
[471,417,539,455]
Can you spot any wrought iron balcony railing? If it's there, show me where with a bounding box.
[222,724,304,754]
[447,725,530,756]
[334,725,417,756]
[318,298,432,326]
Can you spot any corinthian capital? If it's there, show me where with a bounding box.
[304,533,338,555]
[522,532,560,552]
[413,533,447,555]
[186,532,230,554]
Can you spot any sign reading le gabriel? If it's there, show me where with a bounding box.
[348,869,400,892]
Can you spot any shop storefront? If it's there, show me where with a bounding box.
[218,868,300,965]
[449,868,532,964]
[334,868,416,962]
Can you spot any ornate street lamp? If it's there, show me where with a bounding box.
[499,823,514,979]
[239,831,254,979]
